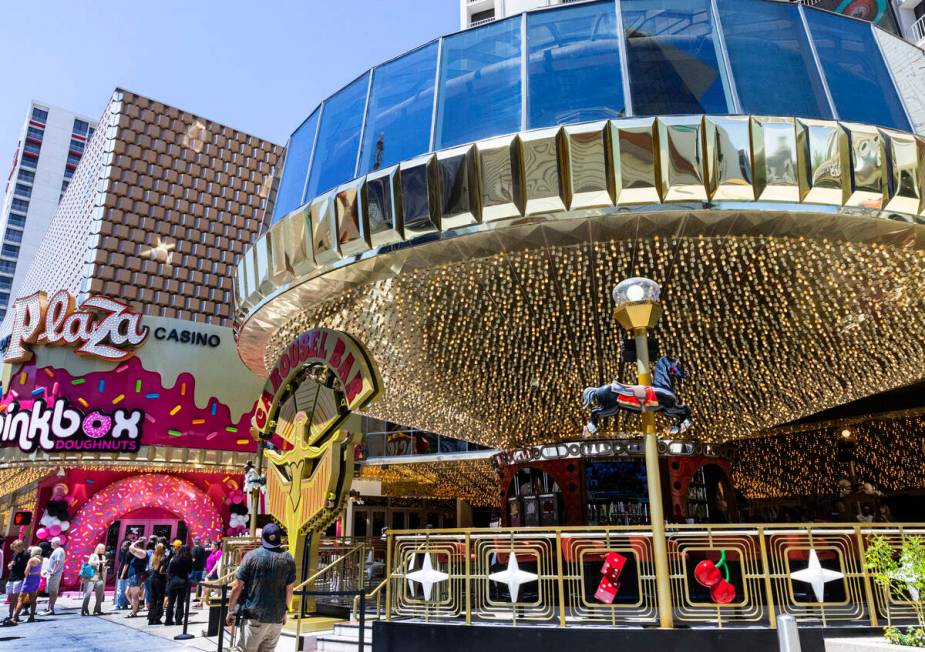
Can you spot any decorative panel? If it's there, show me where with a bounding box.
[478,135,523,222]
[796,119,850,206]
[612,117,660,205]
[563,122,614,210]
[751,117,800,203]
[657,116,708,202]
[436,145,480,229]
[706,116,754,201]
[520,128,568,216]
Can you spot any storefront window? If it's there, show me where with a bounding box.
[358,41,438,176]
[305,72,370,199]
[270,109,318,223]
[717,0,832,119]
[804,9,909,131]
[621,0,732,115]
[526,0,625,128]
[436,16,522,149]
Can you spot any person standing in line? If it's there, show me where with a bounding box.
[198,540,223,608]
[147,543,168,625]
[143,536,157,610]
[190,536,206,602]
[115,540,132,609]
[11,547,43,623]
[226,524,295,652]
[124,538,148,617]
[3,541,27,624]
[164,545,192,626]
[81,544,108,616]
[39,537,65,616]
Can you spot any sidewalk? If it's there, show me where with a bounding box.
[0,594,328,651]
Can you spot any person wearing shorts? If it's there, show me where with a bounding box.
[12,548,43,624]
[40,537,65,616]
[3,541,27,624]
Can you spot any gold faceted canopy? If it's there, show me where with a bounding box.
[235,115,925,449]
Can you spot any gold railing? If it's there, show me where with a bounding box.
[382,523,925,628]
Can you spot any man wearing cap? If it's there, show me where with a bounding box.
[40,537,66,616]
[226,524,295,652]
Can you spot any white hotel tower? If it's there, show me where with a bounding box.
[0,102,98,320]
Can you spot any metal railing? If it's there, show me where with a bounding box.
[382,523,925,629]
[470,16,496,27]
[912,14,925,44]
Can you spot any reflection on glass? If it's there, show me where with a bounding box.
[359,41,438,176]
[436,17,522,149]
[717,0,831,119]
[526,0,625,128]
[809,0,899,35]
[305,72,370,199]
[271,110,318,223]
[805,9,909,131]
[621,0,731,115]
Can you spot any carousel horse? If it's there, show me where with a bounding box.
[581,356,692,435]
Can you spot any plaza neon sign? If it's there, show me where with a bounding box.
[5,290,148,363]
[0,398,143,453]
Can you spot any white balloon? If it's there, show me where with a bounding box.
[60,521,70,531]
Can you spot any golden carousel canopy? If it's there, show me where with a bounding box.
[235,115,925,449]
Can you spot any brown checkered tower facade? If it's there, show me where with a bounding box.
[9,89,283,327]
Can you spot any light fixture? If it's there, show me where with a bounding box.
[612,277,662,333]
[841,429,852,439]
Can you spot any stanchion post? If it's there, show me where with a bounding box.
[174,579,194,640]
[217,583,227,652]
[359,592,366,651]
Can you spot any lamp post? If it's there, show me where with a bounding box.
[612,277,673,629]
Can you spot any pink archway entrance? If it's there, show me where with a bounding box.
[63,473,223,585]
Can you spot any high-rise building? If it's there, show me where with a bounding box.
[7,88,283,329]
[0,102,98,320]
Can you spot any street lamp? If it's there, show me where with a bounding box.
[612,276,674,629]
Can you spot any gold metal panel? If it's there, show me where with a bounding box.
[520,127,568,215]
[657,116,707,202]
[436,145,480,229]
[706,116,754,201]
[269,207,314,285]
[751,117,800,203]
[400,154,440,238]
[797,119,850,206]
[364,165,404,247]
[882,130,925,215]
[612,117,661,205]
[843,123,887,209]
[310,191,339,264]
[563,121,614,210]
[477,134,523,222]
[253,232,274,297]
[233,254,251,314]
[335,177,371,256]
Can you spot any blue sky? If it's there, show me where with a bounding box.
[0,0,456,161]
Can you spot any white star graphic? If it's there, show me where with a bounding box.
[489,550,538,603]
[407,553,448,601]
[790,549,844,602]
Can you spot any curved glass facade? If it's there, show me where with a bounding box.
[270,0,915,223]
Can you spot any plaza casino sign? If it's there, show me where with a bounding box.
[5,290,148,364]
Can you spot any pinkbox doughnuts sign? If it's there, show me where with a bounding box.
[0,398,143,453]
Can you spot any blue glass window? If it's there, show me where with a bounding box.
[359,42,438,175]
[305,72,370,198]
[717,0,831,119]
[805,9,909,131]
[436,17,522,149]
[621,0,731,116]
[526,1,625,128]
[271,109,319,223]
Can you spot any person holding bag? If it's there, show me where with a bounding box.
[80,543,108,616]
[124,538,148,617]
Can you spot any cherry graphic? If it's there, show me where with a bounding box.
[711,579,737,604]
[694,559,722,588]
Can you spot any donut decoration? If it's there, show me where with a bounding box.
[82,411,113,438]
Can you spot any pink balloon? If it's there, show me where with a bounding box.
[36,527,48,540]
[48,525,61,537]
[57,535,67,546]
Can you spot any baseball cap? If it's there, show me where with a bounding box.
[261,523,283,549]
[172,539,183,548]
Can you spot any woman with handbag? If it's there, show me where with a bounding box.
[80,544,108,616]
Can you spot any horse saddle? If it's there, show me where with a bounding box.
[611,383,658,408]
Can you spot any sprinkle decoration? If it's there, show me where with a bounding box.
[1,358,254,453]
[19,373,27,385]
[167,430,183,437]
[61,474,222,586]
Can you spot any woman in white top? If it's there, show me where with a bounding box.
[81,544,108,616]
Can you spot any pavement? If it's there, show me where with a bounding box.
[0,594,312,652]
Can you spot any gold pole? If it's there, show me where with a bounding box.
[385,530,393,621]
[635,330,674,629]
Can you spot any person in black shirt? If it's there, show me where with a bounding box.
[190,537,206,601]
[116,540,132,609]
[164,545,193,626]
[3,541,28,623]
[147,543,168,625]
